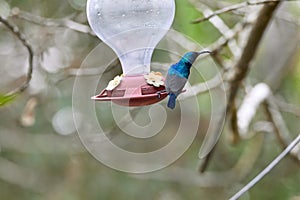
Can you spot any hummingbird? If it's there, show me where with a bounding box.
[165,50,212,109]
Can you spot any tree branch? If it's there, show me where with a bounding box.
[192,0,289,24]
[189,0,241,57]
[0,16,34,95]
[275,98,300,118]
[227,1,282,114]
[11,8,95,36]
[264,96,300,163]
[199,1,282,172]
[180,72,224,100]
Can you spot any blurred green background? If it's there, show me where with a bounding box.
[1,0,300,199]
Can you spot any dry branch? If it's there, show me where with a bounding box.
[189,0,241,57]
[0,16,34,95]
[11,8,95,36]
[199,1,282,172]
[227,1,281,113]
[192,0,289,24]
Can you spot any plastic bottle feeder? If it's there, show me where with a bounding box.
[87,0,175,106]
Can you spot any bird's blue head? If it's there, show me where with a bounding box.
[182,50,211,65]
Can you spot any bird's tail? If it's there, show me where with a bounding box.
[167,93,177,109]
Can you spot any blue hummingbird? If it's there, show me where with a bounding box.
[165,50,212,109]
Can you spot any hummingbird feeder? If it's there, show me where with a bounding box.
[87,0,175,106]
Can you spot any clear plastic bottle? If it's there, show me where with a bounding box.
[87,0,175,75]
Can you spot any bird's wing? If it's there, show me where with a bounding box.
[165,75,187,96]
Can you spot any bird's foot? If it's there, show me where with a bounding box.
[156,90,167,99]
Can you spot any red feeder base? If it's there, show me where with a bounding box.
[91,75,168,106]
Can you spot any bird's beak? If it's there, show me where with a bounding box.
[198,50,212,55]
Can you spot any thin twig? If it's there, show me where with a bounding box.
[11,9,95,36]
[276,11,300,27]
[0,16,34,95]
[229,134,300,200]
[275,98,300,118]
[67,58,120,77]
[180,72,224,100]
[192,0,289,24]
[264,98,292,146]
[189,0,241,57]
[264,96,300,163]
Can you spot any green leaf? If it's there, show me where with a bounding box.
[0,93,17,107]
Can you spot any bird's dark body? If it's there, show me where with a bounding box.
[165,74,187,96]
[165,51,211,109]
